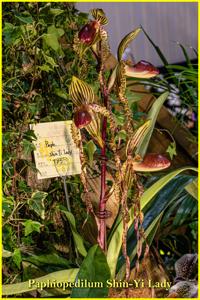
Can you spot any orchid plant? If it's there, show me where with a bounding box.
[69,8,170,281]
[2,7,198,298]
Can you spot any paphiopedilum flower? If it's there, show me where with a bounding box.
[133,153,171,172]
[74,105,92,129]
[78,21,100,45]
[124,60,159,79]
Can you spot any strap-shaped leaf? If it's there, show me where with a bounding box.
[135,91,169,158]
[90,8,108,25]
[69,76,94,106]
[117,27,141,61]
[107,167,197,278]
[3,268,79,295]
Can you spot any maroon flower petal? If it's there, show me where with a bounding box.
[78,21,99,45]
[133,153,171,172]
[134,60,159,74]
[125,60,159,78]
[74,106,92,129]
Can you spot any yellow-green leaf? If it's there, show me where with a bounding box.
[2,268,79,295]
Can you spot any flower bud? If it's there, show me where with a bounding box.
[125,60,159,78]
[74,106,92,129]
[78,21,99,45]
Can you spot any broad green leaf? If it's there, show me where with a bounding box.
[2,268,79,296]
[24,253,70,269]
[3,23,22,46]
[135,91,169,158]
[28,191,47,220]
[43,34,60,51]
[107,167,197,278]
[172,192,196,227]
[117,174,196,277]
[85,140,97,166]
[185,178,198,200]
[13,249,22,269]
[117,28,141,61]
[23,220,42,236]
[48,25,64,38]
[59,206,87,257]
[22,139,35,156]
[15,12,33,24]
[71,245,110,298]
[43,26,64,52]
[141,167,197,210]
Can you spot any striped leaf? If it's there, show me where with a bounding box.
[107,167,197,279]
[69,76,94,106]
[117,28,141,61]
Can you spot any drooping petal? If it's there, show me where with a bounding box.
[125,60,159,78]
[133,153,171,172]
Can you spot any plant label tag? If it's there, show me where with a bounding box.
[30,121,81,179]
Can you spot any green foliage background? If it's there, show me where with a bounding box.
[2,2,96,290]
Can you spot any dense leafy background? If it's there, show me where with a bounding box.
[2,3,198,298]
[2,3,95,291]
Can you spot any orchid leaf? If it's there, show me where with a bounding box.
[107,167,197,278]
[116,172,197,277]
[2,268,79,295]
[185,178,198,200]
[141,25,169,66]
[135,91,169,158]
[59,206,87,257]
[71,245,110,298]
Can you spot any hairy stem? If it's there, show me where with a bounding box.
[98,74,108,251]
